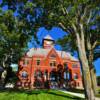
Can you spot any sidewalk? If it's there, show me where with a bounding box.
[58,89,100,100]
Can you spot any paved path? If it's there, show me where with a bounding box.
[58,90,100,100]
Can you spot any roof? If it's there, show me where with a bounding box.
[44,35,54,40]
[56,50,70,58]
[56,50,78,61]
[27,48,51,57]
[26,48,78,61]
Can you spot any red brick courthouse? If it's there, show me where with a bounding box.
[17,35,82,89]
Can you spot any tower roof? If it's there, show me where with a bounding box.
[44,35,54,40]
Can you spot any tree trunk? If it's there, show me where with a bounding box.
[80,56,95,100]
[75,29,95,100]
[90,66,98,95]
[1,70,7,87]
[89,50,98,95]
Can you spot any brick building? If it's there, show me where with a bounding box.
[17,35,82,89]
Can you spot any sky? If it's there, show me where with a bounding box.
[28,27,100,76]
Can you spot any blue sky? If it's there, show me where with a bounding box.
[28,27,100,76]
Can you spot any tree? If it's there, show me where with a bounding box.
[0,9,28,85]
[57,27,100,95]
[31,0,99,100]
[0,0,40,85]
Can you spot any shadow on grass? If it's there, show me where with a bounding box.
[0,88,84,100]
[67,88,84,94]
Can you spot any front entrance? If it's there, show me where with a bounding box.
[34,70,43,88]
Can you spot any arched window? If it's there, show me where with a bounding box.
[21,71,28,78]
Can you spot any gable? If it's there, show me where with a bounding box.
[46,48,61,61]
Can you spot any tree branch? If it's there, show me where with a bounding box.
[92,40,100,50]
[81,5,90,22]
[87,11,92,25]
[59,22,66,30]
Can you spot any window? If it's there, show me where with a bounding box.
[50,71,56,81]
[72,64,78,68]
[21,71,28,78]
[37,70,42,77]
[64,72,67,79]
[63,63,68,69]
[77,82,80,86]
[50,61,56,67]
[37,60,40,65]
[74,73,78,79]
[50,54,56,58]
[34,70,42,78]
[44,70,48,76]
[23,59,29,66]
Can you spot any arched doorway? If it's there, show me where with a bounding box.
[49,70,57,88]
[34,70,43,88]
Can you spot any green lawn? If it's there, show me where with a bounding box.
[0,89,84,100]
[96,87,100,98]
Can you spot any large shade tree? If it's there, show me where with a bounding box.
[31,0,99,100]
[0,9,29,85]
[0,1,40,85]
[57,25,100,95]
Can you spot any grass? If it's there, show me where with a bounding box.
[67,88,84,94]
[0,89,84,100]
[96,87,100,98]
[67,87,100,98]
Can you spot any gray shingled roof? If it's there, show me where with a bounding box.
[26,48,78,61]
[56,50,78,61]
[56,51,70,58]
[27,48,51,57]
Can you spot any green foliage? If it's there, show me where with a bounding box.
[0,1,42,67]
[57,34,77,53]
[42,0,100,61]
[0,9,26,65]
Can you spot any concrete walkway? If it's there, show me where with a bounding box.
[58,89,100,100]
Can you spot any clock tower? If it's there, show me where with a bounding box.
[42,35,55,49]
